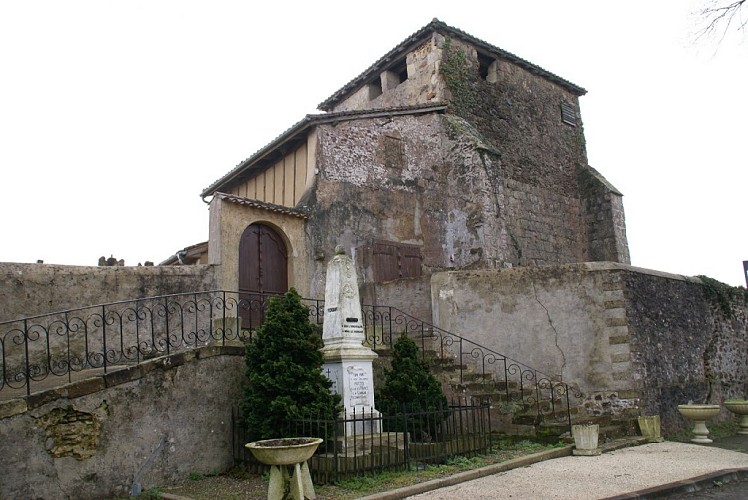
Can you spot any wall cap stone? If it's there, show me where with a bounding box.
[432,262,704,285]
[0,345,246,420]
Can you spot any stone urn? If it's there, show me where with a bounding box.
[572,424,601,456]
[637,415,664,442]
[245,437,323,500]
[724,400,748,435]
[677,404,721,444]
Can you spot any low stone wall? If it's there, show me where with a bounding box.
[0,262,217,322]
[0,346,245,499]
[431,263,748,436]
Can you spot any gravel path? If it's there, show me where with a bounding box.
[407,442,748,499]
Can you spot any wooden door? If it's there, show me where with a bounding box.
[238,223,288,330]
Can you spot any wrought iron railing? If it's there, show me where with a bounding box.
[0,290,323,397]
[1,290,578,434]
[233,398,492,483]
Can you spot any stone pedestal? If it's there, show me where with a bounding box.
[245,438,322,500]
[724,400,748,435]
[677,404,721,444]
[637,415,664,443]
[321,246,381,436]
[572,424,601,456]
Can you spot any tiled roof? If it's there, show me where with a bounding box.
[200,103,447,198]
[213,192,311,219]
[317,18,586,112]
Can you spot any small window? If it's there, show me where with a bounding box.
[369,79,383,99]
[561,102,577,126]
[391,61,408,85]
[478,52,493,79]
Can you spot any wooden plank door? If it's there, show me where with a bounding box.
[238,223,288,330]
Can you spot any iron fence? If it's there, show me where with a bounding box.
[0,290,323,396]
[233,398,492,483]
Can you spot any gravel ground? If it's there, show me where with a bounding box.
[155,441,560,499]
[407,442,748,499]
[154,440,748,500]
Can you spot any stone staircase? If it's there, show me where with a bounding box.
[369,326,637,441]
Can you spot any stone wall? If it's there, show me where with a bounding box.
[0,346,245,500]
[440,37,629,266]
[0,262,217,322]
[306,106,618,300]
[431,263,747,435]
[624,272,748,433]
[360,275,433,325]
[303,38,629,300]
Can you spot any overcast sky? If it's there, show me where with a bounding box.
[1,1,746,287]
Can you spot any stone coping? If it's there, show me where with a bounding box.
[0,344,245,420]
[435,261,704,285]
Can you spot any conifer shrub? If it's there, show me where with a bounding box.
[240,289,341,441]
[376,334,449,441]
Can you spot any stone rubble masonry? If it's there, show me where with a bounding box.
[0,345,245,500]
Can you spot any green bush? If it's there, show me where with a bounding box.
[376,334,449,441]
[240,289,341,441]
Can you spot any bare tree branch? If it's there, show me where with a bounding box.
[695,0,747,45]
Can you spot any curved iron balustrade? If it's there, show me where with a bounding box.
[1,291,578,432]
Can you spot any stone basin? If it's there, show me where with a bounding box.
[677,404,721,421]
[724,400,748,415]
[724,400,748,435]
[677,404,721,444]
[245,437,323,465]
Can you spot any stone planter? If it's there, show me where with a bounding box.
[724,400,748,435]
[677,404,721,444]
[637,415,664,442]
[245,437,323,500]
[572,424,601,456]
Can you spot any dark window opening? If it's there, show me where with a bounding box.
[478,52,494,80]
[560,102,577,126]
[369,79,383,99]
[391,61,408,85]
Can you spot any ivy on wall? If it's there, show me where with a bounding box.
[697,275,748,317]
[441,37,477,115]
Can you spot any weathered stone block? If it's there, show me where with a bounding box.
[66,377,106,398]
[611,353,631,363]
[27,386,69,410]
[103,365,143,388]
[605,317,628,327]
[0,398,27,419]
[608,334,630,345]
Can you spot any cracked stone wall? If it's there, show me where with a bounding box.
[431,263,748,435]
[0,347,244,500]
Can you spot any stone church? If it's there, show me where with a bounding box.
[200,18,629,313]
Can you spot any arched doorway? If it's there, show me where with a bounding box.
[238,223,288,330]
